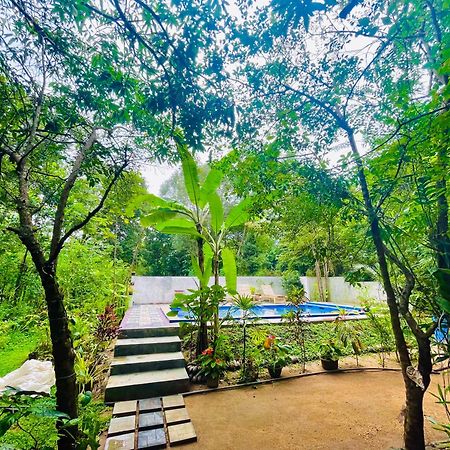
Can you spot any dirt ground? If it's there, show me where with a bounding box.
[180,369,448,450]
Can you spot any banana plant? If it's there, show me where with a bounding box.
[129,143,251,352]
[203,192,252,337]
[127,143,222,353]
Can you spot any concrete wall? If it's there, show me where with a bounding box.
[300,276,385,305]
[132,275,385,305]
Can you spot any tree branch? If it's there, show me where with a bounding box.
[280,84,350,132]
[10,0,59,52]
[382,244,427,339]
[49,129,97,257]
[49,162,128,261]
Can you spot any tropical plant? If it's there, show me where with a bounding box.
[334,313,364,366]
[197,346,227,381]
[231,293,258,382]
[203,187,251,338]
[135,144,249,352]
[282,293,308,372]
[261,334,292,377]
[169,284,227,351]
[318,340,343,362]
[131,143,223,353]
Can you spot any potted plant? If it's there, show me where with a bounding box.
[262,334,292,378]
[319,340,342,371]
[197,347,226,388]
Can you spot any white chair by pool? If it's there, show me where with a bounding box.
[260,284,286,303]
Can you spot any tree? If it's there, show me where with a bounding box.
[1,0,236,444]
[0,48,133,450]
[232,0,449,448]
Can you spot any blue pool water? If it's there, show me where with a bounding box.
[167,302,366,322]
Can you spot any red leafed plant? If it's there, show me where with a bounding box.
[94,305,121,342]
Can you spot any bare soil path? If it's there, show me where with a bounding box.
[180,370,447,450]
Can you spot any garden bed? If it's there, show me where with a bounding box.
[180,319,398,387]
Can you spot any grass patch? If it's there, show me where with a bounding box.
[0,330,41,377]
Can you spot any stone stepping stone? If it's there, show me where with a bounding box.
[138,428,167,449]
[108,415,136,436]
[139,411,164,430]
[105,432,135,449]
[139,398,161,413]
[164,407,190,425]
[162,394,184,410]
[113,400,137,417]
[167,422,197,446]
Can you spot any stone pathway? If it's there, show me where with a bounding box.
[105,395,197,449]
[120,304,172,330]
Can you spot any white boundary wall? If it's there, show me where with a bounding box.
[300,276,385,305]
[132,275,385,305]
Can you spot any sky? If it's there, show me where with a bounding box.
[141,162,176,195]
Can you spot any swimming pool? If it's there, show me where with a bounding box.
[166,302,366,323]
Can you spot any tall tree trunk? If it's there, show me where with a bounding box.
[347,129,430,450]
[403,337,432,450]
[15,179,79,449]
[314,258,325,302]
[404,382,425,450]
[40,266,78,450]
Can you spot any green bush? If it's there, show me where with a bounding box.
[282,270,304,300]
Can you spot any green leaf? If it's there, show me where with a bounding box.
[154,218,200,236]
[63,418,80,429]
[224,198,251,229]
[178,144,201,207]
[222,247,237,293]
[358,17,370,28]
[79,391,92,407]
[204,240,213,261]
[208,192,224,234]
[191,254,204,282]
[0,414,19,437]
[437,297,450,315]
[140,208,179,226]
[199,168,224,207]
[434,269,450,301]
[202,253,213,287]
[126,194,187,217]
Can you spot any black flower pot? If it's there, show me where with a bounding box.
[206,376,219,388]
[268,366,283,378]
[321,358,338,371]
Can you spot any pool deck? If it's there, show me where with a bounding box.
[121,303,172,330]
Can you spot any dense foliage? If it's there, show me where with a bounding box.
[0,0,448,449]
